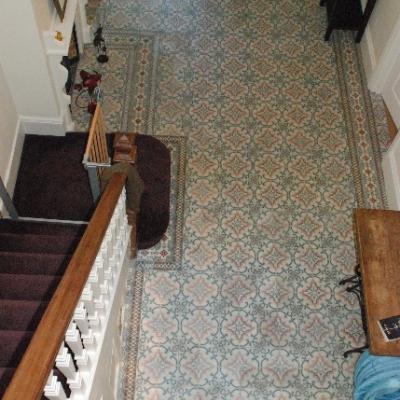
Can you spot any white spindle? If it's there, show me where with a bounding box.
[42,188,130,399]
[81,328,96,351]
[65,322,83,357]
[56,345,77,381]
[75,349,90,371]
[87,310,101,331]
[44,371,68,400]
[73,302,90,335]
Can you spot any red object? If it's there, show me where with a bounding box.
[76,70,102,115]
[80,70,101,94]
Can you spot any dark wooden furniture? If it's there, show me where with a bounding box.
[321,0,377,43]
[355,208,400,356]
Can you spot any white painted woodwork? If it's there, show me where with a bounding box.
[66,323,84,357]
[360,0,400,90]
[0,64,24,216]
[0,0,91,136]
[42,0,91,133]
[44,371,68,400]
[380,43,400,128]
[44,188,131,399]
[382,132,400,210]
[56,346,78,381]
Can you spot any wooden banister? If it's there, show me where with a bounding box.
[3,172,127,400]
[83,104,109,165]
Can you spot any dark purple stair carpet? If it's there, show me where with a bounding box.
[0,252,72,275]
[13,134,94,221]
[13,132,171,249]
[0,274,62,301]
[0,233,81,254]
[0,219,85,236]
[0,219,83,397]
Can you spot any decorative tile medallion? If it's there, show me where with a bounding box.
[79,0,392,399]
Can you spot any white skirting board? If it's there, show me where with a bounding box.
[382,133,400,210]
[21,114,72,136]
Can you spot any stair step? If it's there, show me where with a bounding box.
[0,331,34,367]
[0,219,86,236]
[0,252,72,275]
[0,300,48,331]
[0,232,81,254]
[0,367,16,398]
[0,274,61,301]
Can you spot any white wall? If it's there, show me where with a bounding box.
[0,63,24,214]
[31,0,54,31]
[0,0,60,118]
[0,64,18,180]
[360,0,400,89]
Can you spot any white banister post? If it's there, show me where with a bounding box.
[54,187,130,399]
[55,345,83,392]
[65,322,84,357]
[56,346,77,381]
[44,371,68,400]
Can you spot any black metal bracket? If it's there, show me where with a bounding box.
[340,265,369,357]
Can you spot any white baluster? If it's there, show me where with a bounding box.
[94,293,106,316]
[75,349,91,371]
[65,322,83,357]
[87,274,101,299]
[56,345,84,392]
[81,328,96,351]
[94,254,105,282]
[56,345,77,381]
[100,280,110,298]
[73,302,90,335]
[81,287,95,316]
[87,310,101,331]
[44,370,68,400]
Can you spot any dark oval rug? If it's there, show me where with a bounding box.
[13,133,171,250]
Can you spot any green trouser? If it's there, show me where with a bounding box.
[100,162,144,213]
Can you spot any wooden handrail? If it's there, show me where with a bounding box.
[3,172,127,400]
[83,104,109,165]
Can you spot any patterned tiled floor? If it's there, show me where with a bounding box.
[76,0,390,398]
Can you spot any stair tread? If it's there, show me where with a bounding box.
[0,367,16,398]
[0,330,34,367]
[0,232,81,254]
[0,251,72,275]
[0,273,62,301]
[0,219,86,236]
[0,299,48,331]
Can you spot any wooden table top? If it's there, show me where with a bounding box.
[355,208,400,356]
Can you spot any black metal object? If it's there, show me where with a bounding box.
[340,265,369,358]
[61,25,80,95]
[93,26,109,64]
[321,0,377,43]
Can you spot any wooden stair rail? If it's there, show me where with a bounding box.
[83,104,111,201]
[3,172,127,400]
[83,103,110,166]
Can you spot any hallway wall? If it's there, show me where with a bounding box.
[361,0,400,85]
[0,63,24,213]
[0,64,19,182]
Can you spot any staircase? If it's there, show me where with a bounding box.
[0,219,85,397]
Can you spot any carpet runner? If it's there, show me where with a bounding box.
[0,219,85,397]
[13,132,171,249]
